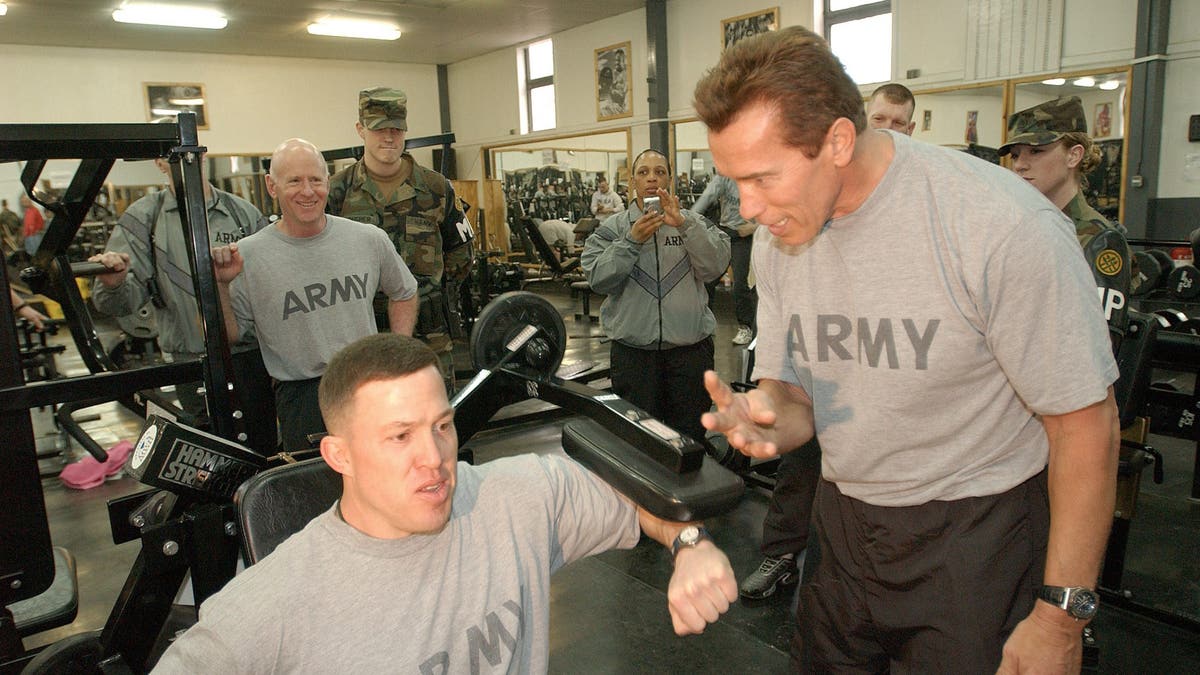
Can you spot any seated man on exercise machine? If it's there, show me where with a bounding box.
[152,333,737,673]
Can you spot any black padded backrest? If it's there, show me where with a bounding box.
[235,458,342,564]
[521,217,566,276]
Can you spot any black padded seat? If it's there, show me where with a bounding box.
[234,458,342,564]
[9,547,78,637]
[571,281,598,323]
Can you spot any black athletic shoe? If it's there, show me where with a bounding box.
[739,554,799,601]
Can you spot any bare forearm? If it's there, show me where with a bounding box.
[217,282,240,345]
[635,505,697,549]
[1043,389,1119,591]
[388,296,418,336]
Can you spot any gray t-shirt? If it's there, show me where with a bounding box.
[752,131,1117,506]
[229,215,417,381]
[152,454,639,674]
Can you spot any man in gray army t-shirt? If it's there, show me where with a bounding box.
[211,138,418,453]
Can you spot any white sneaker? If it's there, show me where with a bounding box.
[732,326,753,345]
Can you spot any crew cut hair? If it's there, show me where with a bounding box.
[694,25,866,158]
[319,333,439,431]
[870,83,915,108]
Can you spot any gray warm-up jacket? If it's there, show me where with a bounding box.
[581,202,730,350]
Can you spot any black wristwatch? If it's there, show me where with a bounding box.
[670,525,712,559]
[1038,585,1099,621]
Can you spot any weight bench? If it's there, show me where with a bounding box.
[517,218,599,323]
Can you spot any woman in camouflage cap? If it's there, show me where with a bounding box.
[999,96,1110,245]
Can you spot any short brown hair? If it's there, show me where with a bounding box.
[318,333,439,431]
[694,25,866,158]
[870,83,915,109]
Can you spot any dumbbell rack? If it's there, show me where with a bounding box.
[1129,238,1200,501]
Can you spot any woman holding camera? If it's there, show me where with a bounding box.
[581,149,730,446]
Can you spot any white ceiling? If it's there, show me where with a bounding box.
[0,0,647,64]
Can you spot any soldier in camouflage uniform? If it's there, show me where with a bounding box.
[1001,95,1139,292]
[327,87,473,385]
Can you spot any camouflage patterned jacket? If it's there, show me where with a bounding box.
[326,154,472,293]
[1065,189,1141,294]
[1065,190,1115,250]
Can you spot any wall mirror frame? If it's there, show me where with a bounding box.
[908,80,1009,154]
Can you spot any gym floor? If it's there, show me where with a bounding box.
[19,281,1200,672]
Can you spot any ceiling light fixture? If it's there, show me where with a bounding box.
[113,4,228,30]
[0,4,8,17]
[1073,77,1096,88]
[168,97,205,105]
[307,17,401,41]
[150,108,183,116]
[1098,80,1121,91]
[1041,78,1066,86]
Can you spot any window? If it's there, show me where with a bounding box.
[517,38,556,134]
[822,0,891,86]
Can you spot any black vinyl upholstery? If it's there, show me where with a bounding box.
[235,458,342,564]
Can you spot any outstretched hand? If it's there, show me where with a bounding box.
[700,370,785,459]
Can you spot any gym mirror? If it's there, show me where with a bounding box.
[488,129,630,227]
[1011,69,1129,221]
[672,119,714,210]
[911,82,1006,158]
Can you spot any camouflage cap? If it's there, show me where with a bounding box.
[359,86,408,131]
[999,96,1087,155]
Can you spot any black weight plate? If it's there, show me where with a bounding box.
[1147,249,1175,280]
[469,291,566,377]
[1131,251,1160,297]
[1168,265,1200,299]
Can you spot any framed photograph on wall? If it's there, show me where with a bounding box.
[1094,102,1112,138]
[144,82,209,129]
[721,7,780,50]
[595,41,632,122]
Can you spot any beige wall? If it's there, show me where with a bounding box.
[0,44,440,156]
[0,0,1197,202]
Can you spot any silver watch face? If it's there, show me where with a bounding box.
[679,525,700,545]
[1068,589,1099,620]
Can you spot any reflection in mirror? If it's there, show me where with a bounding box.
[672,120,715,209]
[208,155,272,216]
[1012,71,1128,220]
[489,131,629,239]
[911,84,1005,159]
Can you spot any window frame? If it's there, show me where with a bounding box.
[519,38,556,134]
[822,0,892,86]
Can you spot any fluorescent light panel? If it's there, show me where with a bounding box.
[113,4,227,30]
[1073,77,1096,87]
[307,18,400,41]
[1098,80,1121,91]
[0,4,8,18]
[1041,78,1066,86]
